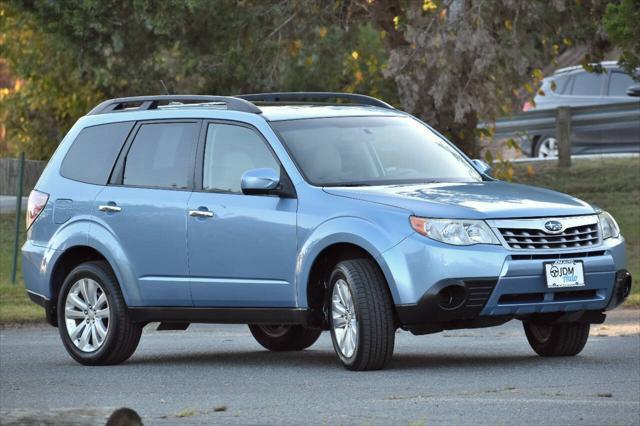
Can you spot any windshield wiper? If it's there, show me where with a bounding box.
[324,183,372,187]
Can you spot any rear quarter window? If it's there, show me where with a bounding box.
[570,72,605,96]
[60,122,134,184]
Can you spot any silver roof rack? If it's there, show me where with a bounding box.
[553,61,619,75]
[87,95,262,115]
[236,92,394,109]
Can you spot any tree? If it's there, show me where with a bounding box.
[368,0,631,157]
[603,0,640,77]
[0,0,395,159]
[2,0,635,161]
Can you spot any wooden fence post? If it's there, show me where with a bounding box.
[556,106,571,168]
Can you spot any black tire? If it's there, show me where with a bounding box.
[248,324,322,351]
[328,259,395,371]
[57,261,142,365]
[523,321,590,357]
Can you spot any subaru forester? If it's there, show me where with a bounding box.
[23,93,632,370]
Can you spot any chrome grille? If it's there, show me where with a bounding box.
[499,223,599,250]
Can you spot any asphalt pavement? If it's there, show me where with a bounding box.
[1,310,639,425]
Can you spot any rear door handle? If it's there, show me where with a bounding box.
[189,209,214,218]
[98,204,122,213]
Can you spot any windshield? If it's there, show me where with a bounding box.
[271,116,482,186]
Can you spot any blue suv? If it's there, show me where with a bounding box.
[23,93,632,370]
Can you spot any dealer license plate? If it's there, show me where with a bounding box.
[544,260,585,288]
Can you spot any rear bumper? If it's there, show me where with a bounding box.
[22,240,58,326]
[26,289,57,326]
[22,240,50,299]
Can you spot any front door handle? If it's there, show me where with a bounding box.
[189,209,214,218]
[98,204,122,213]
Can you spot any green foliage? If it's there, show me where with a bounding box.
[0,0,395,159]
[603,0,640,78]
[0,4,104,159]
[0,0,636,160]
[283,23,397,102]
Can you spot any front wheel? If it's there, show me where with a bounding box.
[523,321,590,357]
[329,259,396,371]
[534,136,559,158]
[57,261,142,365]
[248,324,322,351]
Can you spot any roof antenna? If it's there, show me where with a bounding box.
[160,80,170,95]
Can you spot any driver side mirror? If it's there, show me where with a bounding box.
[626,85,640,97]
[471,159,493,177]
[241,168,280,195]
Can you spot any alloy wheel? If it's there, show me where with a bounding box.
[331,279,358,358]
[537,137,559,158]
[64,278,110,352]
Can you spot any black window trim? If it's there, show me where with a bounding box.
[59,121,136,186]
[109,118,203,192]
[194,119,297,199]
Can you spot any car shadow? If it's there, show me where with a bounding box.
[120,348,592,371]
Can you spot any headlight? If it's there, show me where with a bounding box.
[410,216,500,245]
[598,211,620,239]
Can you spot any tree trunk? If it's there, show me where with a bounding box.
[455,113,480,158]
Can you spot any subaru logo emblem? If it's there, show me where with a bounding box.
[544,220,563,233]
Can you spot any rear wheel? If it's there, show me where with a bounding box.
[523,321,590,357]
[328,259,395,371]
[57,261,142,365]
[249,324,322,351]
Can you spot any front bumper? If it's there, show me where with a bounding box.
[395,269,631,334]
[380,233,629,331]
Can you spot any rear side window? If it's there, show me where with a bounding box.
[608,72,635,96]
[570,72,604,96]
[60,122,133,184]
[123,122,199,189]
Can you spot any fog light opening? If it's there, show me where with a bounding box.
[438,285,467,310]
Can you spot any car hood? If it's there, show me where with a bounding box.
[324,181,595,219]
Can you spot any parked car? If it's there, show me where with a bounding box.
[522,62,640,158]
[23,93,632,371]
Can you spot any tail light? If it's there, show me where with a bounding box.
[26,190,49,230]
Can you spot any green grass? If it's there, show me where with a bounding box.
[0,214,44,324]
[0,157,638,324]
[512,157,640,307]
